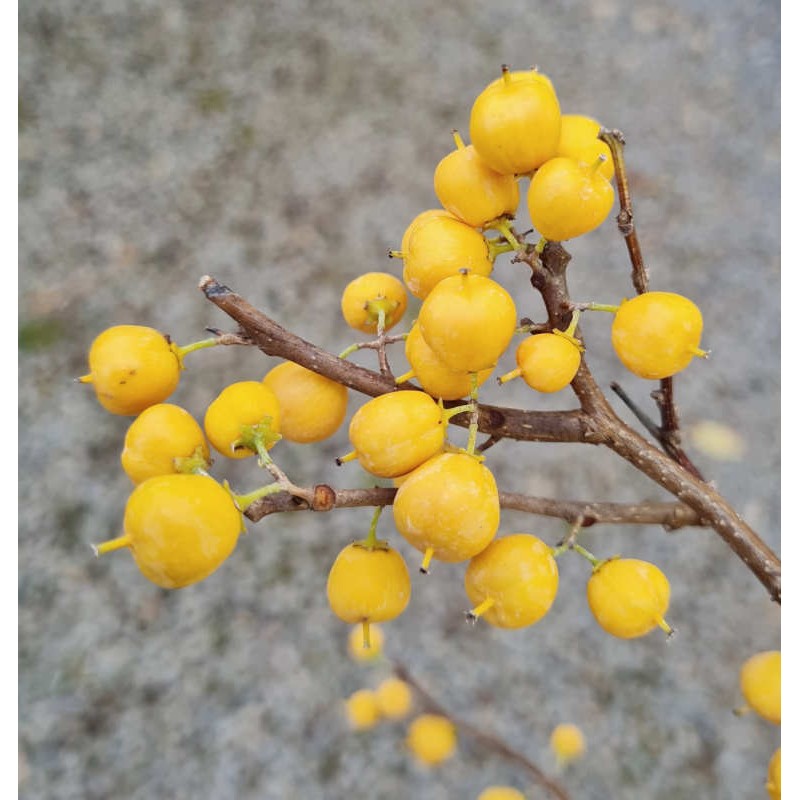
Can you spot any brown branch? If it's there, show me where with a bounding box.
[200,272,778,601]
[199,275,590,445]
[393,662,571,800]
[524,243,780,602]
[244,484,700,530]
[598,129,704,481]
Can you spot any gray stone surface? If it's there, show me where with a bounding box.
[20,2,779,798]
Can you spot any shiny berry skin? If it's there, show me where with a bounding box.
[96,474,242,589]
[400,208,458,253]
[434,130,520,228]
[557,114,614,180]
[470,66,561,175]
[393,453,499,564]
[406,714,457,766]
[401,323,493,400]
[418,272,517,373]
[262,361,348,444]
[121,403,210,484]
[402,215,494,300]
[341,272,408,334]
[502,332,582,393]
[327,542,411,625]
[586,557,672,639]
[80,325,182,416]
[739,650,781,724]
[204,381,281,459]
[465,534,559,628]
[346,390,445,478]
[611,292,705,380]
[527,156,614,241]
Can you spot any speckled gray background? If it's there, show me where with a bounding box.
[19,2,780,799]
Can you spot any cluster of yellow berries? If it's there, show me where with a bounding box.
[76,63,749,797]
[81,324,350,588]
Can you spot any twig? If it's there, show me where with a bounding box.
[244,484,701,530]
[520,243,780,602]
[393,662,570,800]
[598,129,704,481]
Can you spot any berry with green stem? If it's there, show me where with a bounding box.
[120,403,211,484]
[585,555,673,639]
[204,381,281,460]
[326,508,412,644]
[470,64,562,175]
[340,272,408,334]
[433,129,520,228]
[464,534,559,628]
[611,291,707,380]
[498,311,583,393]
[79,325,219,416]
[394,214,495,300]
[91,473,260,589]
[338,390,453,478]
[557,114,614,180]
[527,155,614,242]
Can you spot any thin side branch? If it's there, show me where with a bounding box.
[393,662,570,800]
[199,276,590,445]
[244,484,701,530]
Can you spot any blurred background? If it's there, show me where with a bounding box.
[19,1,779,798]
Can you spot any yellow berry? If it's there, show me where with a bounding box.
[402,215,494,299]
[393,453,499,566]
[499,332,582,393]
[400,323,493,401]
[94,474,242,589]
[740,651,781,725]
[470,66,561,175]
[121,403,210,484]
[766,747,781,800]
[341,272,408,334]
[348,623,384,662]
[465,534,559,628]
[406,714,457,766]
[375,677,413,720]
[263,361,348,443]
[434,130,520,228]
[586,557,672,639]
[344,390,445,478]
[327,542,411,626]
[344,689,381,731]
[204,381,281,459]
[557,114,614,180]
[80,325,182,416]
[418,272,517,373]
[528,156,614,241]
[611,292,705,380]
[477,787,527,800]
[550,723,586,765]
[400,208,458,253]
